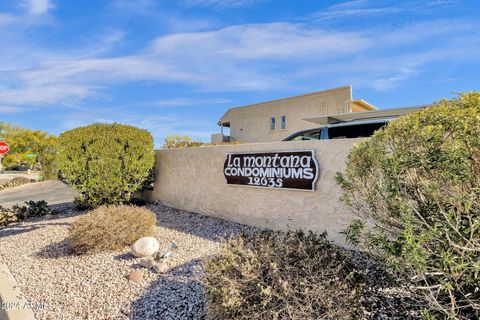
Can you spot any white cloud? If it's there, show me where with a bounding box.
[0,106,24,114]
[307,0,401,20]
[311,7,401,20]
[310,0,463,21]
[0,13,17,26]
[182,0,261,8]
[57,109,212,146]
[151,23,370,59]
[327,0,371,10]
[22,0,54,15]
[153,98,232,107]
[0,17,479,106]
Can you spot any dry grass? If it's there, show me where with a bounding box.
[69,205,157,254]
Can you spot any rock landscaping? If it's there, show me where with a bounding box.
[0,202,427,319]
[131,236,160,258]
[0,203,254,320]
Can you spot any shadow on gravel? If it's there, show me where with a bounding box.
[0,224,42,238]
[0,221,71,239]
[129,259,207,320]
[34,238,75,259]
[115,252,135,261]
[0,203,82,239]
[149,203,257,243]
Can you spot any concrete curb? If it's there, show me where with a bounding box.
[0,262,36,320]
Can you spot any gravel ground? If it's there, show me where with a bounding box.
[0,203,255,320]
[0,202,423,319]
[349,251,425,319]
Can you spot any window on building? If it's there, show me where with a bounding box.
[327,122,386,139]
[286,129,320,141]
[270,117,276,130]
[320,102,328,115]
[281,116,287,129]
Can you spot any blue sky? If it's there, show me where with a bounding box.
[0,0,479,146]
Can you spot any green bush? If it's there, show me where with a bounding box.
[203,230,366,319]
[38,135,58,180]
[336,92,480,319]
[68,205,157,254]
[57,123,155,207]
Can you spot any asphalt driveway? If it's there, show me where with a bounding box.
[0,180,77,208]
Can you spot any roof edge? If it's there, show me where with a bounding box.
[218,85,352,125]
[303,105,428,125]
[351,99,377,110]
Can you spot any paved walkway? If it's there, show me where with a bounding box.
[0,262,36,320]
[0,181,77,208]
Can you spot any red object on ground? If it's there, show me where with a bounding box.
[0,141,9,155]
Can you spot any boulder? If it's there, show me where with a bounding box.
[131,237,160,258]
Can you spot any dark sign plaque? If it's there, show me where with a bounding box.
[223,150,319,191]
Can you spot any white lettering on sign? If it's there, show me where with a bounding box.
[223,150,319,191]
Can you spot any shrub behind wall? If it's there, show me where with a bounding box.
[336,92,480,319]
[58,123,155,207]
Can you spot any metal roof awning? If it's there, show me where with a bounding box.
[304,105,428,125]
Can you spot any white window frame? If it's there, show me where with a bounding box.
[280,115,287,130]
[270,117,276,131]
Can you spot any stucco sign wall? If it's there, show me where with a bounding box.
[223,150,319,191]
[145,139,365,246]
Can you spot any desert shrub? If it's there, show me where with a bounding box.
[336,92,480,319]
[14,200,53,219]
[203,230,365,320]
[0,177,35,191]
[0,200,56,228]
[69,205,157,254]
[0,207,18,227]
[57,123,155,207]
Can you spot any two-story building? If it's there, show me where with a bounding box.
[211,85,376,143]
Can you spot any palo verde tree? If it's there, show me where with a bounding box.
[0,122,58,178]
[163,134,204,148]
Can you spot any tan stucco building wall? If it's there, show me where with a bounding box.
[215,86,375,143]
[145,139,363,246]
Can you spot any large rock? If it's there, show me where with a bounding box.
[131,237,160,258]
